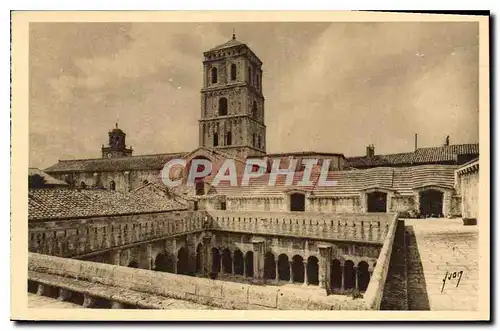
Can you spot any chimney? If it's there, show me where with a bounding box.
[366,144,375,158]
[414,133,418,151]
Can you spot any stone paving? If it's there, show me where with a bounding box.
[28,293,84,308]
[405,218,478,311]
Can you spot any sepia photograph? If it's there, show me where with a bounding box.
[10,10,490,321]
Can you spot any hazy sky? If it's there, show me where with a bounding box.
[29,22,479,169]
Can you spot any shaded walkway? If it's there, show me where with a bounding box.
[380,220,408,310]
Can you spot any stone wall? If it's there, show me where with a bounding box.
[209,210,392,244]
[456,162,479,220]
[29,210,207,258]
[362,212,399,310]
[390,195,415,213]
[309,196,362,213]
[51,169,161,192]
[28,252,367,310]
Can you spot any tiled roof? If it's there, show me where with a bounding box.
[44,152,187,173]
[208,37,245,51]
[205,165,458,197]
[29,168,68,186]
[255,151,345,158]
[347,143,479,168]
[28,188,187,221]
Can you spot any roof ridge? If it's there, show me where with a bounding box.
[55,151,188,163]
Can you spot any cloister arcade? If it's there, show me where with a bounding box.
[152,244,373,294]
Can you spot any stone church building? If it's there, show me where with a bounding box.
[44,35,479,220]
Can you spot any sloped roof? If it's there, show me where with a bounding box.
[347,143,479,168]
[209,37,245,51]
[44,152,187,173]
[29,168,68,186]
[257,151,345,158]
[206,164,458,197]
[28,188,187,221]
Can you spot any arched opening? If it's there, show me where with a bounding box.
[419,189,444,217]
[233,249,244,275]
[154,252,175,273]
[244,251,254,277]
[27,280,38,294]
[357,261,370,292]
[252,133,256,147]
[80,181,87,189]
[195,179,204,196]
[307,256,319,285]
[367,191,387,212]
[195,243,203,274]
[258,135,261,149]
[213,132,219,147]
[291,255,304,283]
[290,193,306,212]
[93,298,112,309]
[109,180,116,191]
[128,260,138,268]
[252,100,258,118]
[230,63,237,81]
[221,248,232,274]
[330,259,342,290]
[344,260,356,290]
[176,247,189,275]
[219,97,228,116]
[68,292,85,306]
[212,247,221,274]
[188,156,211,196]
[226,131,232,146]
[264,252,276,280]
[278,254,290,281]
[211,67,218,84]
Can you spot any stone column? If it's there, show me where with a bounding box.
[57,288,71,301]
[231,252,235,276]
[172,238,178,274]
[303,261,308,285]
[110,249,120,266]
[82,294,96,308]
[202,232,212,277]
[289,261,294,283]
[275,258,279,281]
[185,234,196,275]
[318,244,332,291]
[138,244,152,270]
[251,237,265,280]
[340,263,345,292]
[111,301,124,309]
[36,284,46,296]
[354,266,359,290]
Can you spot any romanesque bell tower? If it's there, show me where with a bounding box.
[199,34,266,158]
[101,123,133,158]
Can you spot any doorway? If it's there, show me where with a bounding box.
[419,189,444,217]
[290,193,305,212]
[367,192,387,212]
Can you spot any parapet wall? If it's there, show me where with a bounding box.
[209,211,393,243]
[29,210,207,257]
[29,210,396,259]
[28,252,367,310]
[362,212,399,310]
